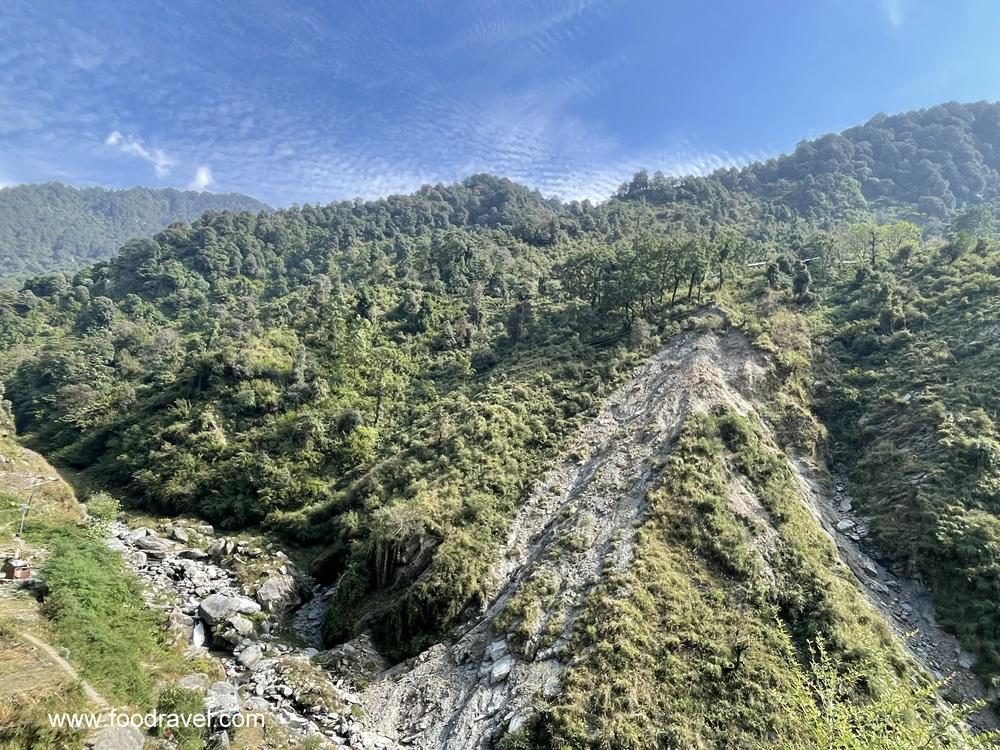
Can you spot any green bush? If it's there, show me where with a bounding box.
[155,685,207,750]
[85,491,120,525]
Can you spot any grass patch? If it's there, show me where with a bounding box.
[32,521,179,708]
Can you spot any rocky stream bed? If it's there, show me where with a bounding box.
[102,519,392,750]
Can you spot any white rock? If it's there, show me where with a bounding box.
[485,638,508,662]
[88,724,145,750]
[490,655,514,684]
[238,644,263,668]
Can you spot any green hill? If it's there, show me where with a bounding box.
[0,182,269,285]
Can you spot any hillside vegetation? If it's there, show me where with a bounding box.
[2,101,1000,747]
[0,182,269,284]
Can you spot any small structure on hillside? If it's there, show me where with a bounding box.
[2,557,30,580]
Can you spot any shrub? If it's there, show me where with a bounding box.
[85,491,120,525]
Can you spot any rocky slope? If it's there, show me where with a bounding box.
[10,324,994,749]
[358,330,771,748]
[795,464,999,729]
[353,327,996,748]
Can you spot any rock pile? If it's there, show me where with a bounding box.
[107,520,396,749]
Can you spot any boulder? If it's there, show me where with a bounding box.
[238,643,263,669]
[125,550,147,567]
[490,655,514,684]
[227,615,255,638]
[171,527,190,543]
[206,731,231,750]
[106,538,128,554]
[198,594,260,628]
[135,535,172,552]
[835,519,856,532]
[88,725,144,750]
[255,573,301,613]
[244,696,271,712]
[124,528,151,544]
[204,681,241,718]
[207,539,227,558]
[179,548,209,561]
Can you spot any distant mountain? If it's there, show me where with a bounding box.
[0,182,270,284]
[618,100,1000,231]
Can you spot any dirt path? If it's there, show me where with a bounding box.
[359,331,770,749]
[18,630,110,710]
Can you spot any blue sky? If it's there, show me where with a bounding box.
[3,0,1000,206]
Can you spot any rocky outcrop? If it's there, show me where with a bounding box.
[107,518,396,749]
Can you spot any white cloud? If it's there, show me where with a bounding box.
[187,165,214,191]
[881,0,905,28]
[104,130,173,176]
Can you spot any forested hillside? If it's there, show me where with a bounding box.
[0,182,269,284]
[619,100,1000,230]
[3,102,1000,748]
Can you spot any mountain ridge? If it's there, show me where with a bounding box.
[0,181,270,284]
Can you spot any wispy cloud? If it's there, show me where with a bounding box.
[880,0,905,29]
[105,131,173,177]
[187,165,213,191]
[0,1,781,205]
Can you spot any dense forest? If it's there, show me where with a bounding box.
[3,101,1000,748]
[0,182,269,284]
